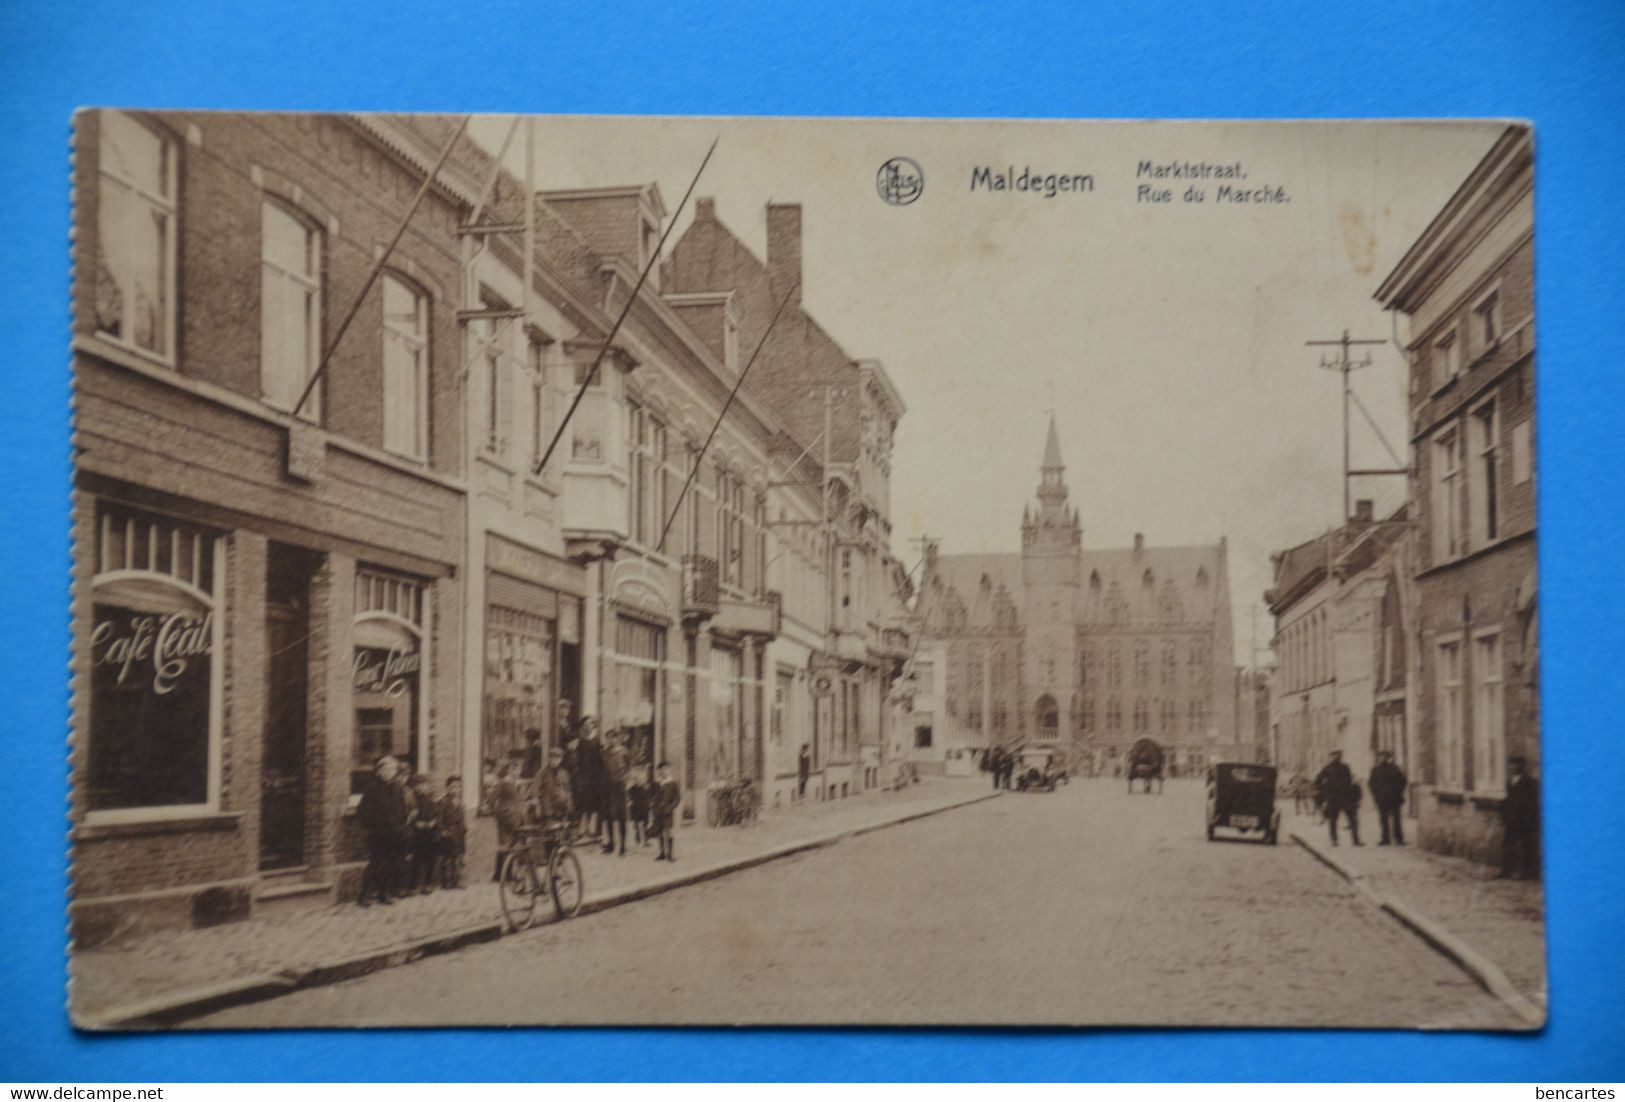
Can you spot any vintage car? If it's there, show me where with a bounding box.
[1015,748,1069,792]
[1205,761,1282,844]
[1126,737,1164,794]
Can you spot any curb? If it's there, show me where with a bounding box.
[1289,829,1545,1029]
[86,788,1002,1029]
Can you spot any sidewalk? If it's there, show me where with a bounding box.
[70,778,997,1028]
[1286,808,1546,1026]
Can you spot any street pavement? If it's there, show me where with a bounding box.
[194,778,1526,1029]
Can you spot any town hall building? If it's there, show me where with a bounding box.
[912,417,1241,775]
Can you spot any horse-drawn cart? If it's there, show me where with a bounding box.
[1126,737,1165,794]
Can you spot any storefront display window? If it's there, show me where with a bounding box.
[611,614,664,781]
[484,605,553,768]
[709,644,742,780]
[85,503,222,818]
[352,568,426,793]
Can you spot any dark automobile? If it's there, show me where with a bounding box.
[1126,737,1164,794]
[1205,762,1282,844]
[1015,748,1069,792]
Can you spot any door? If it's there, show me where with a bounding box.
[261,544,316,871]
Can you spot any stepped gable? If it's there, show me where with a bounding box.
[928,553,1024,629]
[1077,543,1222,625]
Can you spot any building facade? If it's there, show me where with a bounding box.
[1375,126,1537,864]
[917,419,1239,775]
[71,112,472,943]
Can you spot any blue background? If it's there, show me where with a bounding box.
[3,0,1622,1081]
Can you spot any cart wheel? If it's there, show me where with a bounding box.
[549,845,585,919]
[498,850,539,931]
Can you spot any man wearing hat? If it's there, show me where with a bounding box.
[1314,749,1361,846]
[1368,750,1409,846]
[1497,755,1541,880]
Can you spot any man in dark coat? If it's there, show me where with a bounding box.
[797,744,812,800]
[357,756,409,906]
[1368,750,1409,846]
[651,761,681,862]
[1314,750,1361,846]
[573,716,607,836]
[1498,755,1541,879]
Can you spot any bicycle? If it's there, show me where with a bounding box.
[498,821,585,931]
[705,777,760,827]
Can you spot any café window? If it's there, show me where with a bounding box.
[85,503,222,819]
[95,111,176,361]
[352,568,426,793]
[611,615,664,778]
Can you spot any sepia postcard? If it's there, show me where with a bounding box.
[67,113,1542,1030]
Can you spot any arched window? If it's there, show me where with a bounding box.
[86,503,222,820]
[1035,694,1059,741]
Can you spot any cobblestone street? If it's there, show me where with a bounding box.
[195,779,1527,1029]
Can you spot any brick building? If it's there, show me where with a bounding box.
[70,112,470,943]
[667,198,913,806]
[917,419,1239,775]
[1375,126,1537,864]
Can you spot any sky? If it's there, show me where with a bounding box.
[470,116,1504,661]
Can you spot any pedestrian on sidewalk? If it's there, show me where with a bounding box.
[628,772,651,847]
[988,747,1002,790]
[535,745,573,825]
[797,744,811,801]
[357,756,409,907]
[602,728,630,856]
[574,716,607,839]
[408,773,441,894]
[520,727,544,781]
[1314,750,1362,846]
[1497,755,1541,880]
[1368,751,1408,845]
[651,761,681,862]
[490,755,526,882]
[438,776,467,889]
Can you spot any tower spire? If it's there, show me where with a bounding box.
[1041,412,1064,473]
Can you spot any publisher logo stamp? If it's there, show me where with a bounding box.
[877,157,924,205]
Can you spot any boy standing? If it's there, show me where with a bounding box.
[438,776,467,889]
[408,773,440,894]
[627,771,651,847]
[651,761,681,862]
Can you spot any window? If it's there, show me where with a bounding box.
[86,503,221,819]
[718,471,747,587]
[1160,641,1177,687]
[1473,288,1502,351]
[1080,697,1094,732]
[1133,700,1148,733]
[95,112,176,360]
[1035,695,1058,741]
[1105,646,1122,690]
[1160,699,1175,732]
[914,726,933,749]
[1433,325,1460,388]
[992,700,1007,730]
[260,201,322,418]
[1437,638,1464,789]
[353,568,427,793]
[479,295,510,453]
[1433,428,1463,562]
[381,275,427,460]
[774,670,793,748]
[1472,631,1504,795]
[1133,642,1150,683]
[528,337,548,469]
[1105,698,1121,731]
[1472,400,1500,545]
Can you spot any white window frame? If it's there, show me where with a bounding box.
[1433,425,1463,563]
[528,335,548,472]
[85,508,226,826]
[1511,420,1533,486]
[380,273,429,461]
[1432,322,1461,390]
[259,198,323,421]
[1471,628,1505,796]
[1470,396,1500,547]
[1436,633,1465,791]
[1471,282,1504,359]
[95,111,178,365]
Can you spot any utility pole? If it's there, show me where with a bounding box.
[1306,329,1391,521]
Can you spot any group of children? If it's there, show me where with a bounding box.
[355,755,467,907]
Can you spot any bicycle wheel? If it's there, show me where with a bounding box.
[548,845,585,919]
[499,849,540,931]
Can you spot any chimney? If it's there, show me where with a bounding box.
[767,203,802,303]
[1133,533,1145,555]
[695,196,716,222]
[1353,499,1374,525]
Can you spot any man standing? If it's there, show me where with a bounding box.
[797,743,812,801]
[1314,750,1361,846]
[574,716,607,837]
[1498,755,1541,880]
[357,756,409,906]
[1368,750,1409,846]
[601,728,630,856]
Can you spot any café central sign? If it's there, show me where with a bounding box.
[91,610,213,695]
[352,644,421,698]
